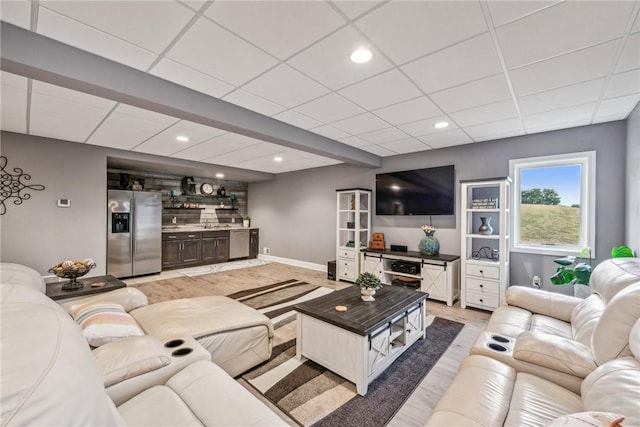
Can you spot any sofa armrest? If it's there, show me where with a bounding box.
[60,287,148,313]
[506,286,582,322]
[513,331,597,378]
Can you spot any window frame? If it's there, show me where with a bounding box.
[509,151,596,256]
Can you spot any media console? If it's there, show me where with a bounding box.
[361,249,460,306]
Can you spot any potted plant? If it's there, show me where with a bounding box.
[243,215,250,228]
[355,272,382,301]
[550,247,592,298]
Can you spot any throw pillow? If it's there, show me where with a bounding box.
[72,302,144,347]
[545,412,625,427]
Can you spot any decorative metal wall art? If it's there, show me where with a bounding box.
[0,156,45,215]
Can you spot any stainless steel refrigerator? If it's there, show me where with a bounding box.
[107,190,162,278]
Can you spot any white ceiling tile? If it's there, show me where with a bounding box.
[179,1,208,12]
[30,86,113,143]
[0,84,27,133]
[0,0,31,29]
[150,59,234,99]
[487,1,558,27]
[331,1,383,20]
[87,104,179,150]
[167,17,278,86]
[37,8,157,71]
[450,100,518,127]
[210,142,281,163]
[310,125,350,140]
[359,144,397,156]
[358,127,408,144]
[518,79,606,116]
[222,89,287,117]
[523,103,597,132]
[402,33,502,94]
[1,71,28,90]
[632,11,640,34]
[497,1,634,68]
[605,69,640,99]
[430,74,512,113]
[173,138,231,161]
[205,1,345,60]
[377,138,429,155]
[338,69,421,110]
[510,40,619,96]
[615,32,640,73]
[418,129,473,149]
[40,1,195,53]
[339,135,370,148]
[294,93,364,123]
[527,119,592,134]
[241,64,330,108]
[398,115,456,138]
[594,94,640,121]
[287,26,393,90]
[133,120,225,156]
[464,118,525,142]
[355,1,487,64]
[272,110,323,129]
[330,112,389,135]
[373,96,442,126]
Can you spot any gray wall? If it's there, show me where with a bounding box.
[0,132,107,275]
[251,121,628,293]
[627,102,640,255]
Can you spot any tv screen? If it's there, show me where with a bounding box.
[376,165,455,215]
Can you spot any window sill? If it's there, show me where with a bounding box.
[511,244,586,257]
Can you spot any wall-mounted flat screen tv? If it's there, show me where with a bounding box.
[376,165,455,216]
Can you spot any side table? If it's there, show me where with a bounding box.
[46,275,126,301]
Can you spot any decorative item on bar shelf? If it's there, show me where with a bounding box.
[418,224,439,256]
[49,258,96,290]
[472,197,498,209]
[478,216,493,235]
[355,272,382,301]
[243,215,251,228]
[472,246,499,261]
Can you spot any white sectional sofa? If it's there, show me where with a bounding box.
[0,263,288,426]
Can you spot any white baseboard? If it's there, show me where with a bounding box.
[257,254,327,272]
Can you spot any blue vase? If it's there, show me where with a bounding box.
[419,231,440,256]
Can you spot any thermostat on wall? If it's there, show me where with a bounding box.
[57,199,71,208]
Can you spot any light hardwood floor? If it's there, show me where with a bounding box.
[125,261,490,426]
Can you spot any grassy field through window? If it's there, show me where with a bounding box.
[520,204,580,245]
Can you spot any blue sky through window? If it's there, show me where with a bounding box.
[521,165,581,206]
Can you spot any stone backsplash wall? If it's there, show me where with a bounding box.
[107,169,248,227]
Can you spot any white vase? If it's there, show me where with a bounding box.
[573,283,590,298]
[361,288,376,301]
[243,220,250,227]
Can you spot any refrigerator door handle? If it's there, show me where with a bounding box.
[131,199,136,257]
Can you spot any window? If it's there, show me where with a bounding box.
[510,151,595,256]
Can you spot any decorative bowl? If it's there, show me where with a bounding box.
[49,259,96,290]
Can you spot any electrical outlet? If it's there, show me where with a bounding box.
[263,247,271,255]
[532,275,541,288]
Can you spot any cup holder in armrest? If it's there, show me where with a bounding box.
[487,343,508,352]
[491,335,511,343]
[171,348,193,357]
[164,339,185,348]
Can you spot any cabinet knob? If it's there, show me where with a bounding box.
[479,284,483,288]
[479,298,483,302]
[479,270,484,274]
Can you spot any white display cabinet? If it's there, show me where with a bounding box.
[336,189,371,283]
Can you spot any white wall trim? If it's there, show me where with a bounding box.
[258,254,327,272]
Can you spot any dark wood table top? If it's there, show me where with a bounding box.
[361,249,460,263]
[294,285,428,336]
[45,275,126,301]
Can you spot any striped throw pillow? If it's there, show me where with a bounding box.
[72,302,144,347]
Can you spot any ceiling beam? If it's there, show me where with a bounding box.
[0,22,382,168]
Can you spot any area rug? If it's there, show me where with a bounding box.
[234,284,464,427]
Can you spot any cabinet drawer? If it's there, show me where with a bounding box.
[465,277,499,295]
[162,231,202,241]
[466,264,499,280]
[338,248,356,259]
[465,291,498,309]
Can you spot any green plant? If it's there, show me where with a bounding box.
[355,272,382,290]
[243,215,250,221]
[550,247,592,286]
[611,245,635,258]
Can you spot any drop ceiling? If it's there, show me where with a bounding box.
[1,0,639,178]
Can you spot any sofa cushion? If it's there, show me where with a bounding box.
[544,412,625,427]
[485,305,533,338]
[591,283,640,365]
[530,314,573,338]
[590,258,640,303]
[570,294,606,346]
[72,302,144,347]
[0,263,45,293]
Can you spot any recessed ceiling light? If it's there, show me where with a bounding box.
[215,173,224,178]
[434,121,449,129]
[176,135,189,142]
[350,48,372,64]
[274,156,283,162]
[391,185,400,191]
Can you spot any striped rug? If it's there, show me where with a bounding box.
[233,280,464,427]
